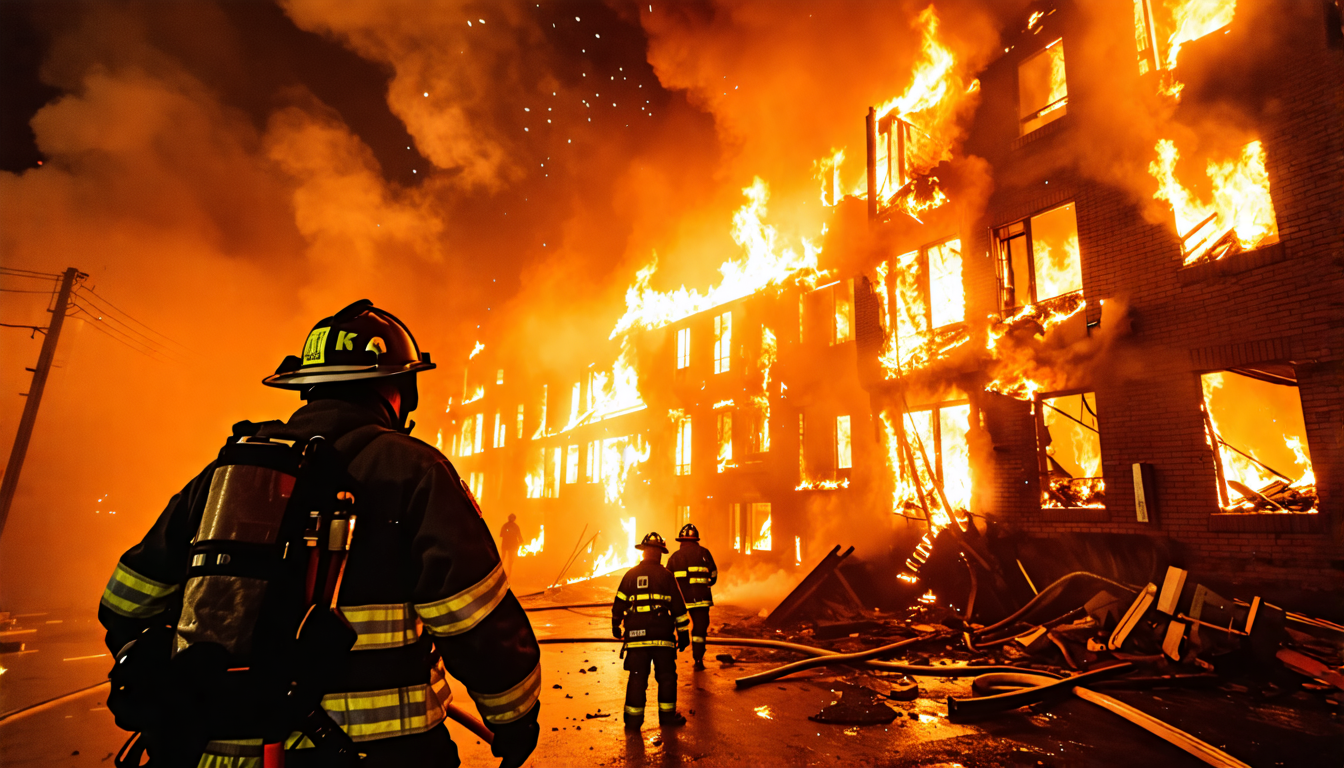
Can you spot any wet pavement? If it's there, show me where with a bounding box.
[2,604,1340,767]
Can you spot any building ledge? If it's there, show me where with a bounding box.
[1177,241,1286,285]
[1010,112,1072,152]
[1209,512,1325,533]
[1039,507,1109,523]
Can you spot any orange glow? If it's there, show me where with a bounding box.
[795,477,850,491]
[468,341,484,360]
[1150,139,1278,266]
[1201,372,1317,513]
[1164,0,1235,73]
[518,525,544,557]
[569,517,639,583]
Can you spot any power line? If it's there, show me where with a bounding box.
[70,299,181,358]
[75,286,188,351]
[67,306,178,364]
[0,267,61,279]
[0,322,46,333]
[0,288,58,294]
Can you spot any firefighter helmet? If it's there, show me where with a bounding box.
[676,524,700,542]
[635,532,668,553]
[263,299,435,389]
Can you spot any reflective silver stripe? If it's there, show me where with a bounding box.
[470,662,542,725]
[101,562,178,619]
[317,682,446,742]
[339,603,420,650]
[415,563,510,637]
[627,639,675,648]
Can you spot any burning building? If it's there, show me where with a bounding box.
[451,0,1342,595]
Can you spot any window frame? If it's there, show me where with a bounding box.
[1034,389,1105,510]
[676,326,691,370]
[675,416,693,476]
[994,202,1083,312]
[1018,37,1069,136]
[717,411,733,472]
[713,311,732,374]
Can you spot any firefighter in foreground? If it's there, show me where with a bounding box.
[97,300,541,768]
[666,524,718,670]
[611,532,690,729]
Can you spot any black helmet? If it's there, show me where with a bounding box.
[635,532,668,554]
[263,299,435,389]
[676,524,699,542]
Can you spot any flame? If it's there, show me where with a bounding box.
[1040,394,1106,509]
[815,148,845,207]
[610,178,825,337]
[1150,139,1278,266]
[878,238,966,377]
[713,399,736,410]
[983,294,1088,400]
[794,535,802,565]
[1027,11,1044,30]
[753,512,772,553]
[795,477,850,491]
[518,525,544,557]
[1201,373,1317,513]
[595,435,651,504]
[463,386,484,405]
[918,590,937,605]
[469,341,484,360]
[1165,0,1235,73]
[569,517,639,583]
[881,406,972,577]
[525,448,544,499]
[559,341,647,433]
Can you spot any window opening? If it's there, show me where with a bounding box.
[747,502,772,553]
[1201,369,1316,513]
[516,404,525,439]
[566,444,579,484]
[675,417,693,476]
[832,279,854,345]
[1019,38,1068,135]
[890,238,965,370]
[996,203,1082,311]
[717,412,733,472]
[676,327,690,370]
[473,413,484,454]
[836,415,852,470]
[496,369,504,385]
[1037,392,1105,508]
[714,311,732,374]
[677,505,691,531]
[525,448,544,499]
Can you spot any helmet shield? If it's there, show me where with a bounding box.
[264,299,435,389]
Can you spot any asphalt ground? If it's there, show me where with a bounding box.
[2,603,1340,767]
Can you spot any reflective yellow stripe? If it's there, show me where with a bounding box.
[615,591,628,601]
[676,615,690,626]
[339,603,420,650]
[688,566,710,572]
[633,593,671,601]
[198,739,263,768]
[415,563,510,637]
[691,636,706,643]
[673,570,688,577]
[690,578,711,584]
[318,682,445,742]
[686,600,713,608]
[625,705,644,716]
[100,562,179,619]
[627,640,675,648]
[659,702,676,711]
[469,661,542,725]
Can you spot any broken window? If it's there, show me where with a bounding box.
[496,369,504,385]
[996,203,1082,311]
[836,415,852,470]
[717,412,733,472]
[675,417,692,476]
[832,279,854,345]
[585,440,597,483]
[1019,38,1068,135]
[545,446,561,498]
[894,403,972,525]
[493,411,505,448]
[743,502,771,553]
[676,326,690,370]
[1037,392,1105,508]
[890,238,965,369]
[473,413,484,454]
[565,444,579,484]
[714,311,732,374]
[1133,0,1159,75]
[677,505,691,530]
[516,404,525,439]
[1201,369,1317,513]
[749,407,770,455]
[731,503,743,552]
[525,448,544,499]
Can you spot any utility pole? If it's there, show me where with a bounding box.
[0,267,82,541]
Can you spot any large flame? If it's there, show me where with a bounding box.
[1165,0,1236,73]
[1150,139,1278,266]
[570,516,639,583]
[1201,373,1317,513]
[610,178,825,337]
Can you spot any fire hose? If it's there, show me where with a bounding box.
[954,669,1251,768]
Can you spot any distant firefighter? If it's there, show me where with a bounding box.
[97,299,541,768]
[612,532,690,729]
[500,513,522,575]
[667,523,718,670]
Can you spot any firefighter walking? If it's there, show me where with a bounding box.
[97,300,541,768]
[666,523,718,670]
[612,532,689,730]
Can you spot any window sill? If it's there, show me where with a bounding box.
[1039,507,1109,522]
[1177,241,1286,285]
[1208,512,1324,533]
[1010,112,1072,152]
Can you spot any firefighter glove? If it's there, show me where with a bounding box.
[677,630,690,652]
[491,702,540,768]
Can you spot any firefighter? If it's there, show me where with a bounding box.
[611,532,689,730]
[666,523,718,670]
[97,300,541,768]
[500,514,521,576]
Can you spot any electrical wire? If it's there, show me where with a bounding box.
[67,306,178,363]
[0,267,60,279]
[0,288,57,294]
[70,300,182,359]
[76,286,188,351]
